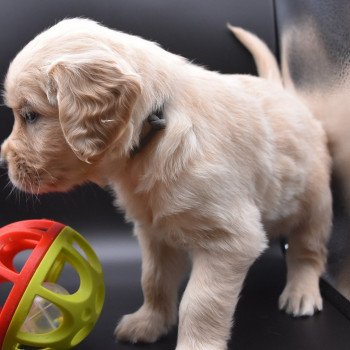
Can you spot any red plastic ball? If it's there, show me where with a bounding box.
[0,220,64,348]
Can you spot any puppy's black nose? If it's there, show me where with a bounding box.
[0,157,7,169]
[0,147,7,169]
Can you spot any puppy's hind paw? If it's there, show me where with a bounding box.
[115,307,173,344]
[279,285,323,317]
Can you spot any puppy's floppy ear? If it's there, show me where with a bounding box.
[47,49,141,163]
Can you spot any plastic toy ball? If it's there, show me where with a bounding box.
[0,220,105,350]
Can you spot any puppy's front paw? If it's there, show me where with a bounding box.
[279,284,323,317]
[115,306,173,343]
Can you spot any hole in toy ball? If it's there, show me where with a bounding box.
[82,307,92,321]
[70,322,94,347]
[20,282,68,334]
[72,240,102,274]
[55,262,81,294]
[13,249,33,273]
[72,241,89,261]
[0,281,14,308]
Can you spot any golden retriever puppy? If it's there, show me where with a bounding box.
[1,19,332,350]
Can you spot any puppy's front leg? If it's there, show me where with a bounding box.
[115,225,188,343]
[176,231,267,350]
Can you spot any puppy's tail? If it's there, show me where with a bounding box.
[227,24,282,86]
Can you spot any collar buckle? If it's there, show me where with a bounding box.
[130,109,166,157]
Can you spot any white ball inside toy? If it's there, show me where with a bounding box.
[21,282,69,334]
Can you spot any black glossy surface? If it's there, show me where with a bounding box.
[72,241,350,350]
[275,0,350,89]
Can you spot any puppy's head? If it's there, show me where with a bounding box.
[1,19,141,194]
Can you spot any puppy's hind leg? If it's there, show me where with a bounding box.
[279,183,332,317]
[115,225,188,343]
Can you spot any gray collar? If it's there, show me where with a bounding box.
[130,108,166,157]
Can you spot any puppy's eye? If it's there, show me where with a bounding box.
[22,111,39,124]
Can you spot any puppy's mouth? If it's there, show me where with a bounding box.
[8,166,57,194]
[6,156,70,195]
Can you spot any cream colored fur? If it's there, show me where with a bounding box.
[1,19,332,350]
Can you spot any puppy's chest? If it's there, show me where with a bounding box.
[114,181,182,223]
[115,185,155,225]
